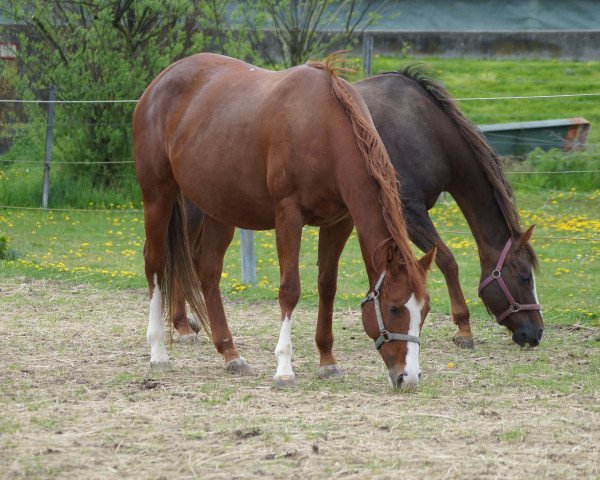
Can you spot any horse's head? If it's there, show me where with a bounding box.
[361,247,436,390]
[479,226,544,347]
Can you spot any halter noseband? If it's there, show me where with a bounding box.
[478,237,541,325]
[361,271,421,349]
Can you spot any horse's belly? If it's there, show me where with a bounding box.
[178,174,275,230]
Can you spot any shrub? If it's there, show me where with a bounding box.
[510,148,600,192]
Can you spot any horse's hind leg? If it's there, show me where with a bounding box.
[171,206,205,342]
[404,202,474,349]
[196,217,251,375]
[315,217,354,379]
[141,187,178,368]
[171,281,199,342]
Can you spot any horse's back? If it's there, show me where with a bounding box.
[134,54,356,230]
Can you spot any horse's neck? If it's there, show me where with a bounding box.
[354,215,392,283]
[347,199,401,284]
[449,173,512,270]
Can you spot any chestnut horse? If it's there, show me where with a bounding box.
[133,53,435,389]
[174,66,543,350]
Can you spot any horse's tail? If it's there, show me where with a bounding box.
[163,192,210,337]
[308,56,426,301]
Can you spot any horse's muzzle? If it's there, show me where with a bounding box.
[512,326,544,347]
[389,367,420,390]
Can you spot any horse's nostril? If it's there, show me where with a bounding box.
[512,330,527,347]
[396,374,405,389]
[537,328,544,342]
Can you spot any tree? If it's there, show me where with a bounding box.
[1,0,252,187]
[244,0,387,67]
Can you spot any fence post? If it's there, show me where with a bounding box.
[362,33,373,77]
[239,229,256,285]
[42,85,56,209]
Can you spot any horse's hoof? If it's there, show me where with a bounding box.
[273,375,296,389]
[150,360,171,370]
[188,316,201,334]
[174,333,198,344]
[317,364,344,379]
[225,357,253,376]
[453,335,475,349]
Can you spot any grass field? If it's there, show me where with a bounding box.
[1,57,599,478]
[1,278,599,479]
[1,189,598,326]
[369,56,600,144]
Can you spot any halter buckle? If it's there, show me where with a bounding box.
[492,269,502,279]
[381,330,391,342]
[510,303,521,312]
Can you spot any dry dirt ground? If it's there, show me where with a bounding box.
[1,277,599,479]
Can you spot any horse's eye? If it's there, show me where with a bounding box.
[389,305,401,316]
[519,274,532,285]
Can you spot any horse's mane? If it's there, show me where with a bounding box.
[307,56,427,300]
[381,65,538,268]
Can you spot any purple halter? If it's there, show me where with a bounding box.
[478,237,541,325]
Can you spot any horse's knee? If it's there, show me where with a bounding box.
[437,251,459,277]
[318,280,336,306]
[279,280,301,311]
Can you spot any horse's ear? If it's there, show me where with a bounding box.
[418,245,437,273]
[516,225,535,250]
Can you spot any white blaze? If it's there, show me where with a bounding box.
[403,294,423,387]
[147,274,169,364]
[274,315,294,378]
[532,272,543,319]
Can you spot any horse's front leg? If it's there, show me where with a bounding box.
[315,217,354,379]
[405,203,474,349]
[273,201,304,388]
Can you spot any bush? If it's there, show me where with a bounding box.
[0,235,7,259]
[0,234,17,260]
[510,148,600,192]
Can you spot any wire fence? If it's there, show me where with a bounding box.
[1,91,600,104]
[1,91,598,248]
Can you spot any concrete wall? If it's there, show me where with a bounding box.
[362,30,600,61]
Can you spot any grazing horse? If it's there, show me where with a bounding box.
[133,53,435,389]
[354,68,543,348]
[173,67,544,350]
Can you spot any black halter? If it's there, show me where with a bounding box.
[361,271,421,350]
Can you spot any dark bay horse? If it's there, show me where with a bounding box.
[133,53,435,389]
[354,69,543,348]
[174,67,543,350]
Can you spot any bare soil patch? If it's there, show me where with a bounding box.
[1,278,599,479]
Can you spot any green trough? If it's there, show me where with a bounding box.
[479,117,590,157]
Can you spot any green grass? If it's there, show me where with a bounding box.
[0,163,141,209]
[369,56,600,144]
[1,188,598,327]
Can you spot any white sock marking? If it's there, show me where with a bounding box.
[274,315,294,378]
[403,294,423,387]
[147,274,169,364]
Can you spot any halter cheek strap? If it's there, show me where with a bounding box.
[478,237,542,325]
[361,271,421,349]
